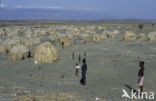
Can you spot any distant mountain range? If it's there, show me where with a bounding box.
[0,8,155,21]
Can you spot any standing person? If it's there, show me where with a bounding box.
[138,61,145,93]
[80,58,87,85]
[72,52,74,59]
[61,42,64,49]
[84,52,86,58]
[78,54,81,63]
[75,63,80,76]
[74,41,76,45]
[84,40,86,44]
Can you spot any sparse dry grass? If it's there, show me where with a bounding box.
[13,93,77,101]
[0,85,78,101]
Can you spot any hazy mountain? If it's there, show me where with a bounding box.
[0,8,155,21]
[0,8,120,20]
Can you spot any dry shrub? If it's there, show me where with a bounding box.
[8,45,29,61]
[123,31,137,42]
[148,32,156,41]
[14,93,77,101]
[34,42,58,63]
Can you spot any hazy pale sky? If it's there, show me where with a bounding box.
[1,0,156,19]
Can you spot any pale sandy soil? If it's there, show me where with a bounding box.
[0,39,156,101]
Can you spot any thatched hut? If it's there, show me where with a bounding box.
[66,33,79,39]
[25,29,34,38]
[101,34,109,40]
[138,33,147,40]
[59,37,73,47]
[91,34,103,42]
[34,42,58,63]
[123,31,137,42]
[0,45,7,54]
[18,27,26,35]
[49,35,60,43]
[8,45,29,61]
[7,29,18,37]
[148,32,156,41]
[0,29,5,36]
[79,33,91,41]
[108,30,120,39]
[3,39,20,52]
[21,38,41,48]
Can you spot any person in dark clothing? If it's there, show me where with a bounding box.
[74,41,76,45]
[78,54,81,63]
[72,52,74,59]
[84,52,86,58]
[84,40,86,44]
[80,58,87,85]
[138,61,145,92]
[61,41,64,49]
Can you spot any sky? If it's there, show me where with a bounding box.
[1,0,156,20]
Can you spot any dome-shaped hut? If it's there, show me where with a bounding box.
[8,45,29,61]
[3,39,20,52]
[34,42,58,63]
[148,32,156,41]
[138,33,146,40]
[0,29,5,36]
[108,30,120,39]
[123,31,137,42]
[0,45,7,54]
[59,36,73,47]
[79,33,91,41]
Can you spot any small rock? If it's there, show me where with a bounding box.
[39,84,42,87]
[29,74,32,77]
[61,75,65,78]
[37,66,43,69]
